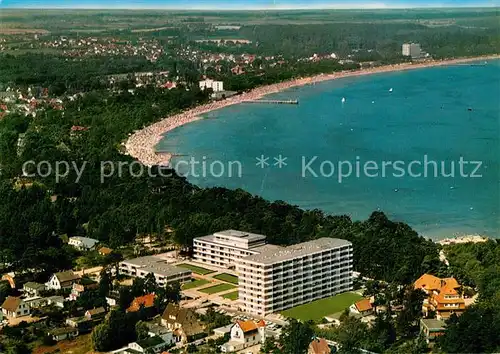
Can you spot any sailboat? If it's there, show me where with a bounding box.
[341,97,346,103]
[389,88,393,93]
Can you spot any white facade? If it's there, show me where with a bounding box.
[237,238,353,316]
[199,79,224,92]
[45,271,80,290]
[402,43,422,59]
[221,320,266,352]
[68,236,99,251]
[193,230,280,269]
[119,256,191,286]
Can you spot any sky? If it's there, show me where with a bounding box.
[0,0,497,9]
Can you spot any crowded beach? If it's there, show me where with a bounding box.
[124,54,500,167]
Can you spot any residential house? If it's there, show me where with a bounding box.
[161,303,204,344]
[85,307,106,321]
[1,296,29,318]
[231,65,245,75]
[66,316,92,332]
[111,336,167,354]
[220,320,266,352]
[46,295,65,308]
[415,274,466,319]
[48,327,79,342]
[146,323,175,345]
[98,246,113,256]
[420,318,446,344]
[46,271,81,290]
[24,296,47,309]
[68,236,99,251]
[23,282,46,297]
[308,337,332,354]
[127,293,156,313]
[350,298,374,317]
[69,278,98,301]
[106,291,120,308]
[213,324,233,338]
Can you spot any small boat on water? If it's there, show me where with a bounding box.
[341,97,346,103]
[389,88,393,93]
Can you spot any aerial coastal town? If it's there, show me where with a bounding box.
[0,6,499,354]
[0,230,480,353]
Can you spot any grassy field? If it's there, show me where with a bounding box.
[33,333,92,354]
[181,279,210,290]
[177,263,214,275]
[281,292,363,322]
[199,283,236,294]
[213,273,239,284]
[222,291,239,300]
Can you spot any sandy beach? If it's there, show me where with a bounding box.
[124,54,499,167]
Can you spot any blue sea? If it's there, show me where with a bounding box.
[158,61,500,239]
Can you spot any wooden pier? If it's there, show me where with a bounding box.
[243,99,299,105]
[453,63,487,67]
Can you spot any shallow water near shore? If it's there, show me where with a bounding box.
[159,61,500,239]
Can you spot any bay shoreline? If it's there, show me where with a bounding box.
[124,54,499,167]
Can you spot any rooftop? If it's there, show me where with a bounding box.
[69,236,99,246]
[196,229,267,245]
[214,230,266,242]
[242,238,352,265]
[421,318,447,330]
[122,256,192,277]
[136,335,165,349]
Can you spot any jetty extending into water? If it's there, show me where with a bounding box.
[452,63,487,67]
[243,99,299,105]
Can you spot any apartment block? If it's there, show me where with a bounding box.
[237,238,353,316]
[119,256,191,286]
[193,230,281,269]
[402,42,423,59]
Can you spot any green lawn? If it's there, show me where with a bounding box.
[281,292,363,322]
[222,291,239,300]
[213,273,239,284]
[199,283,236,294]
[177,263,214,275]
[181,279,210,290]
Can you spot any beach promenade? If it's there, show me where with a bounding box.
[124,55,499,167]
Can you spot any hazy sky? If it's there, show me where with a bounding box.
[0,0,497,9]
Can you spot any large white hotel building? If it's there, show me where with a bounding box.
[193,230,353,316]
[193,230,282,269]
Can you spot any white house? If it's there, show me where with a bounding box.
[111,336,167,354]
[199,79,224,92]
[146,323,174,345]
[221,320,266,352]
[68,236,99,251]
[45,271,81,290]
[23,282,46,297]
[48,327,79,342]
[24,296,47,309]
[1,296,30,319]
[45,295,66,308]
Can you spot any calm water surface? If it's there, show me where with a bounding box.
[159,62,500,239]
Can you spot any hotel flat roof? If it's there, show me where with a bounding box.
[121,256,191,277]
[213,230,267,242]
[194,230,267,248]
[242,238,352,265]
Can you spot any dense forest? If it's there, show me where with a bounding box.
[0,84,442,286]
